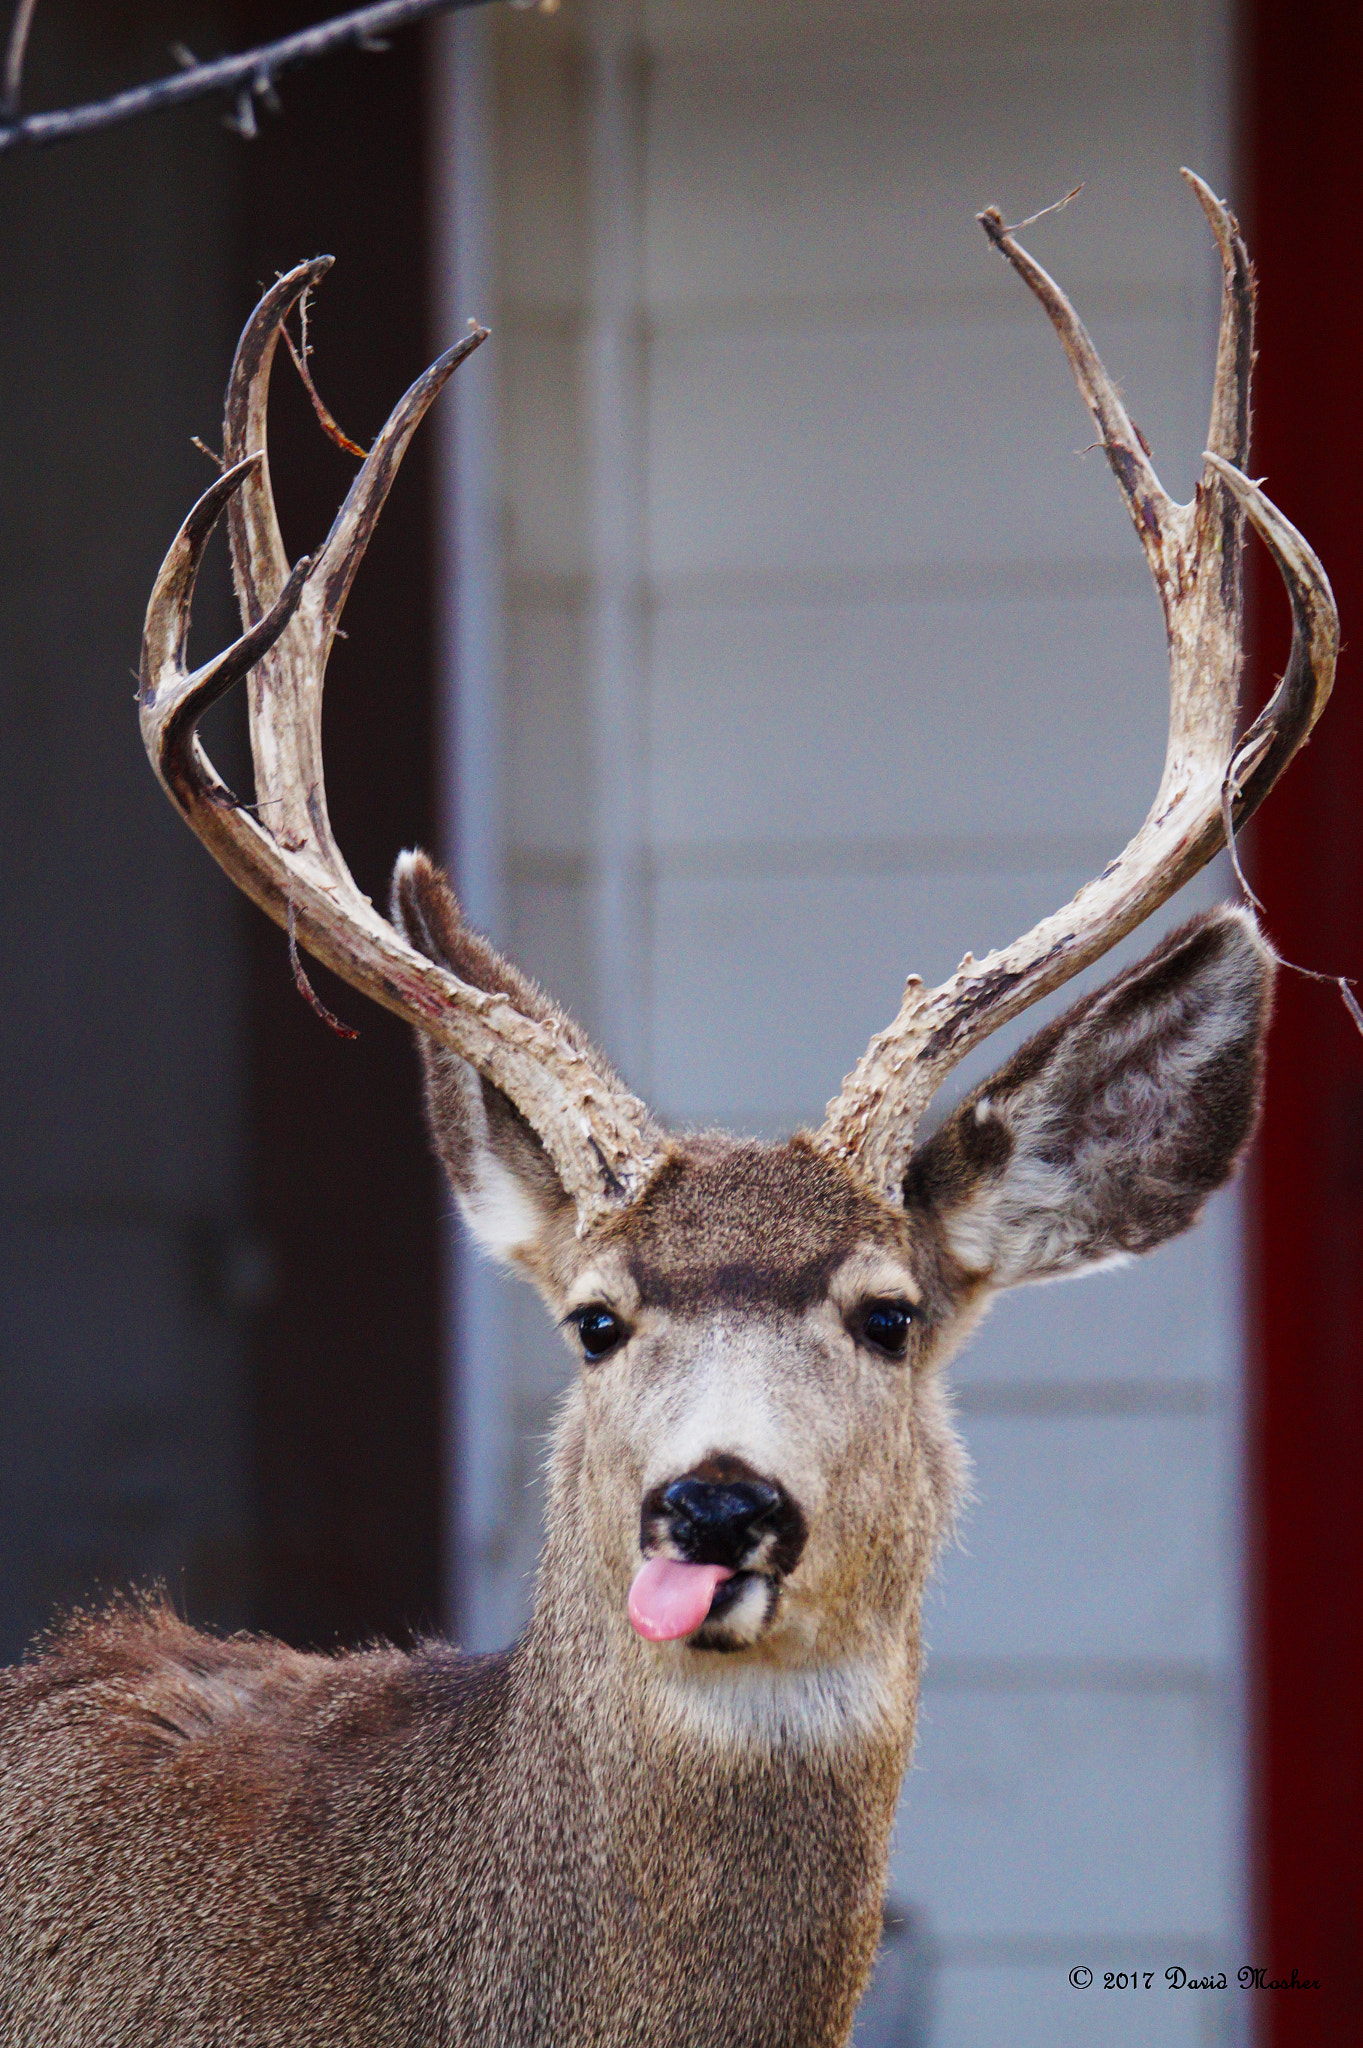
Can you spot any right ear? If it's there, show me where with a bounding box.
[390,851,575,1272]
[902,907,1273,1291]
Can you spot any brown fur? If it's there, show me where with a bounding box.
[0,886,1273,2046]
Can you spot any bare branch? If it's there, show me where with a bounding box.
[288,898,360,1039]
[0,0,497,158]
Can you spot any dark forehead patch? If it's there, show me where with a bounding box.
[608,1134,904,1314]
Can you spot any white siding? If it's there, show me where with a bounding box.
[437,2,1247,2040]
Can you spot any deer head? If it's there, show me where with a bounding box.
[140,176,1335,1736]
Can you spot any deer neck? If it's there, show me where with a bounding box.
[518,1477,919,1878]
[497,1558,915,2048]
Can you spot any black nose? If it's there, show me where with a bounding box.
[643,1462,807,1575]
[662,1476,779,1565]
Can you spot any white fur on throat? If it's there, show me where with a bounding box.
[649,1653,904,1758]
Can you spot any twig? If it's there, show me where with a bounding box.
[282,297,368,458]
[0,0,497,157]
[288,898,360,1039]
[1220,727,1274,914]
[1,0,38,120]
[1218,710,1361,1036]
[1273,952,1363,1041]
[1002,184,1084,238]
[1222,785,1363,1038]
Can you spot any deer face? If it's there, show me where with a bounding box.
[396,859,1271,1694]
[548,1140,966,1669]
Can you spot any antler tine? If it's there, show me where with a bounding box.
[1183,169,1252,473]
[307,323,488,657]
[1210,455,1338,823]
[818,176,1339,1200]
[221,257,344,879]
[222,263,486,893]
[224,258,332,621]
[139,455,312,800]
[976,202,1176,586]
[140,274,666,1228]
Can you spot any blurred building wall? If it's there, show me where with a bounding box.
[440,2,1249,2042]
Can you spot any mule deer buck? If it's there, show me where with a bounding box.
[0,174,1337,2046]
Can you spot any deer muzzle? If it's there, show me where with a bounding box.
[630,1461,807,1647]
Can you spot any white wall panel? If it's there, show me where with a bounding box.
[502,318,589,577]
[648,864,1222,1124]
[646,20,1206,307]
[955,1198,1242,1390]
[498,42,590,312]
[648,315,1208,580]
[508,875,598,1038]
[893,1686,1238,1935]
[648,590,1170,849]
[925,1413,1235,1663]
[507,597,590,854]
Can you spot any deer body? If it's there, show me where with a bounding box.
[1,1594,904,2047]
[0,177,1339,2044]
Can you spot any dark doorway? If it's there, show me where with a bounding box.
[232,0,446,1649]
[0,1,445,1664]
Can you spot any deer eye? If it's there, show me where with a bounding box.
[859,1299,914,1360]
[571,1306,627,1361]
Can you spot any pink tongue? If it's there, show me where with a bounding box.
[628,1557,733,1642]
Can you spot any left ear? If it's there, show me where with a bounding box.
[903,908,1274,1288]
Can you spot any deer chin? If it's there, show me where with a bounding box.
[687,1571,779,1652]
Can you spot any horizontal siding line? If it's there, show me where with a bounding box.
[502,280,1196,340]
[653,833,1123,881]
[917,1932,1229,1969]
[508,832,1121,886]
[639,2,1186,65]
[919,1655,1229,1696]
[507,557,1155,610]
[952,1377,1224,1418]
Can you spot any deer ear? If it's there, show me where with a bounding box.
[391,851,574,1269]
[903,908,1274,1289]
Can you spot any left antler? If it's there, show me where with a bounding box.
[139,260,666,1228]
[818,171,1338,1199]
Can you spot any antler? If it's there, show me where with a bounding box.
[818,171,1338,1199]
[139,260,666,1228]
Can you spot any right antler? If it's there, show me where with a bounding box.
[819,172,1339,1198]
[139,260,666,1228]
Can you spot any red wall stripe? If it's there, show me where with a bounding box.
[1247,3,1363,2036]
